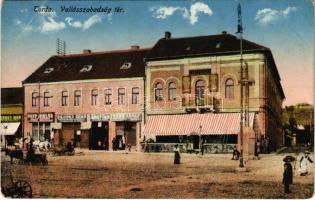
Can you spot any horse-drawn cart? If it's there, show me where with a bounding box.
[1,172,32,198]
[6,149,48,165]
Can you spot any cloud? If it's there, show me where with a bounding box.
[65,15,102,30]
[255,7,297,26]
[40,14,66,33]
[13,18,35,33]
[151,2,213,25]
[20,8,28,13]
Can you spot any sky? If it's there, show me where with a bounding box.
[1,0,314,106]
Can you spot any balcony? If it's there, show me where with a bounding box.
[182,96,217,113]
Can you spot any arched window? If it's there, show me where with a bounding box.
[155,83,163,101]
[195,80,205,105]
[168,82,176,101]
[225,79,234,99]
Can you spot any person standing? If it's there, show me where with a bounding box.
[282,156,293,194]
[299,151,313,176]
[174,144,181,164]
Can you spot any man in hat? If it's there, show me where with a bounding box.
[283,156,293,193]
[299,151,313,176]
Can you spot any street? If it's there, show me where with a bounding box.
[1,150,313,198]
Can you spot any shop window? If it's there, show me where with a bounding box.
[44,91,50,107]
[132,87,139,104]
[91,89,98,106]
[155,83,163,101]
[32,92,38,107]
[118,88,125,105]
[32,123,51,142]
[61,91,68,106]
[195,80,205,105]
[74,90,81,106]
[225,79,234,99]
[168,82,176,101]
[104,88,112,105]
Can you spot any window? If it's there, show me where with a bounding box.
[91,89,98,106]
[155,83,163,101]
[168,82,176,101]
[104,89,112,105]
[32,92,38,107]
[118,88,125,105]
[43,91,50,107]
[225,79,234,99]
[74,90,81,106]
[195,80,205,105]
[61,91,68,106]
[32,123,51,142]
[132,87,139,104]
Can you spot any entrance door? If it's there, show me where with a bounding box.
[90,122,109,150]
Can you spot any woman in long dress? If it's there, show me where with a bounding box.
[299,151,313,176]
[174,144,180,164]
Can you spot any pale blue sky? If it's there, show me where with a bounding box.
[1,0,314,105]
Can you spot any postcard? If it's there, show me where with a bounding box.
[1,0,314,198]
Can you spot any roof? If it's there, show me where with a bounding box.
[146,33,285,99]
[146,33,268,60]
[1,87,24,105]
[23,48,151,84]
[143,113,255,136]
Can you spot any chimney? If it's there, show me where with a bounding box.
[131,45,140,50]
[222,31,227,34]
[164,31,171,39]
[83,49,92,54]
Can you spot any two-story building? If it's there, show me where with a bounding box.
[143,32,285,151]
[23,47,150,150]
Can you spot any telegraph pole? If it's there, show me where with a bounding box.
[237,1,245,168]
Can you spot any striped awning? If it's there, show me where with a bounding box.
[143,113,255,136]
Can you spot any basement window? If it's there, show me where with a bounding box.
[44,67,54,74]
[80,65,93,72]
[120,62,132,69]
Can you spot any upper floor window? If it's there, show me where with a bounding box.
[61,91,68,106]
[155,83,163,101]
[74,90,81,106]
[32,92,38,107]
[195,80,205,105]
[225,79,234,99]
[132,87,139,104]
[43,91,50,107]
[91,89,98,106]
[118,88,125,105]
[104,89,112,105]
[168,82,176,101]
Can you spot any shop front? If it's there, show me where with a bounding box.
[27,113,54,143]
[90,114,110,150]
[111,113,142,150]
[56,114,89,148]
[0,115,22,148]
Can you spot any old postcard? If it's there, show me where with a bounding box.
[1,0,314,198]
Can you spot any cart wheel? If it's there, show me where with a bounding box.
[12,180,32,198]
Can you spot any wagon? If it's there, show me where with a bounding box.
[1,172,32,198]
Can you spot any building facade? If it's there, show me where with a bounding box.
[1,87,24,148]
[143,32,285,151]
[23,48,149,150]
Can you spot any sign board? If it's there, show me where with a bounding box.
[90,114,110,122]
[111,113,142,122]
[1,115,22,122]
[56,114,87,122]
[27,113,54,122]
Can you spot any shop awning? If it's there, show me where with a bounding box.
[0,122,21,136]
[143,113,255,136]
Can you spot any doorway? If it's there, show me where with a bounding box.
[90,122,109,150]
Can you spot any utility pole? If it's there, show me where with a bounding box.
[237,1,245,168]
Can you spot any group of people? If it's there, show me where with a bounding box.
[282,151,313,194]
[112,136,131,151]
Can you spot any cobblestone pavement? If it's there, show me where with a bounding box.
[1,150,313,198]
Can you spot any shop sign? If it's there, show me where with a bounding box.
[112,113,142,122]
[56,114,87,122]
[90,114,110,122]
[27,113,54,122]
[1,115,22,122]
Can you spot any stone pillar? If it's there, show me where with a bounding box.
[238,126,256,161]
[108,121,116,150]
